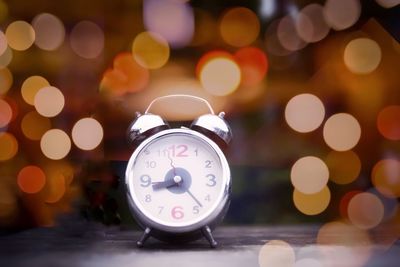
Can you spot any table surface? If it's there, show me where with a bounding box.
[0,222,399,267]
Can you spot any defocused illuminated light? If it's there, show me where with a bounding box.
[293,186,330,215]
[323,113,361,151]
[5,20,35,51]
[376,0,400,8]
[0,67,12,95]
[17,165,46,194]
[21,75,50,105]
[46,161,74,185]
[323,0,361,30]
[368,188,398,221]
[372,159,400,198]
[196,50,233,77]
[45,172,66,203]
[32,13,65,51]
[220,7,260,47]
[34,86,65,117]
[296,4,330,43]
[258,240,295,267]
[0,98,12,128]
[40,129,71,160]
[0,46,12,68]
[70,21,104,59]
[344,38,381,74]
[348,192,384,229]
[340,190,363,219]
[191,9,217,47]
[260,0,277,19]
[21,111,51,140]
[291,156,329,194]
[265,20,291,57]
[0,30,7,55]
[294,258,323,267]
[277,16,307,51]
[199,57,241,96]
[144,0,194,48]
[325,150,361,184]
[100,52,150,95]
[285,94,325,133]
[317,221,372,267]
[377,105,400,140]
[132,31,170,69]
[234,47,268,87]
[0,0,8,23]
[72,118,103,150]
[0,132,18,161]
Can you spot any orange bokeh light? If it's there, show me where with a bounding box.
[377,105,400,141]
[196,50,234,78]
[372,158,400,198]
[17,165,46,194]
[0,132,18,161]
[0,98,12,128]
[100,52,150,96]
[234,46,268,87]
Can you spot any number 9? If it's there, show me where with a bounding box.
[140,174,151,187]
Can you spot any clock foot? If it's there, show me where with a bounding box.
[202,226,218,248]
[137,227,151,248]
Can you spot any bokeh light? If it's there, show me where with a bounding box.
[291,156,329,194]
[0,0,8,23]
[285,94,325,133]
[0,46,12,68]
[34,86,65,117]
[344,38,381,74]
[376,0,400,8]
[277,16,307,52]
[143,0,194,48]
[377,105,400,140]
[367,188,398,221]
[348,192,384,229]
[234,46,268,87]
[44,171,66,203]
[72,117,104,150]
[21,111,51,140]
[199,56,241,96]
[32,13,65,51]
[17,165,46,194]
[325,150,361,184]
[46,161,74,185]
[70,21,104,59]
[372,158,400,198]
[296,4,330,43]
[317,221,372,267]
[323,113,361,151]
[0,98,12,128]
[219,7,260,47]
[100,52,150,96]
[191,9,217,47]
[0,132,18,161]
[340,190,363,219]
[40,129,71,160]
[0,67,13,95]
[5,20,35,51]
[0,30,7,55]
[21,75,50,105]
[132,31,170,69]
[323,0,361,30]
[258,240,295,267]
[293,186,331,215]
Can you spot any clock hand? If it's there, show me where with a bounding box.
[186,188,203,207]
[152,175,182,190]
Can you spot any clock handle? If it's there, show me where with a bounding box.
[145,94,215,115]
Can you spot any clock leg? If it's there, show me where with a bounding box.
[202,226,218,248]
[137,227,152,247]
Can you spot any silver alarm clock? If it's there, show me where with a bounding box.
[125,95,232,247]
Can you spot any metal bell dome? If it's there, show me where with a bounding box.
[191,112,232,145]
[127,113,169,145]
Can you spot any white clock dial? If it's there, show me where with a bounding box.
[126,130,228,229]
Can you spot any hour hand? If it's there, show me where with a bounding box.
[152,175,182,190]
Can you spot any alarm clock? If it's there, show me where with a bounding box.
[125,95,232,248]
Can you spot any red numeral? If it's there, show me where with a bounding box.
[171,206,184,219]
[176,145,188,157]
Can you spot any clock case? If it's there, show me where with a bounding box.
[125,95,232,248]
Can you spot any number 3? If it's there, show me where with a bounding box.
[206,174,217,187]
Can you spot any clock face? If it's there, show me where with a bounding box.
[126,130,229,229]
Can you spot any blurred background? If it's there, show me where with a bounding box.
[0,0,400,252]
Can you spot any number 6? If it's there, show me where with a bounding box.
[171,206,184,219]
